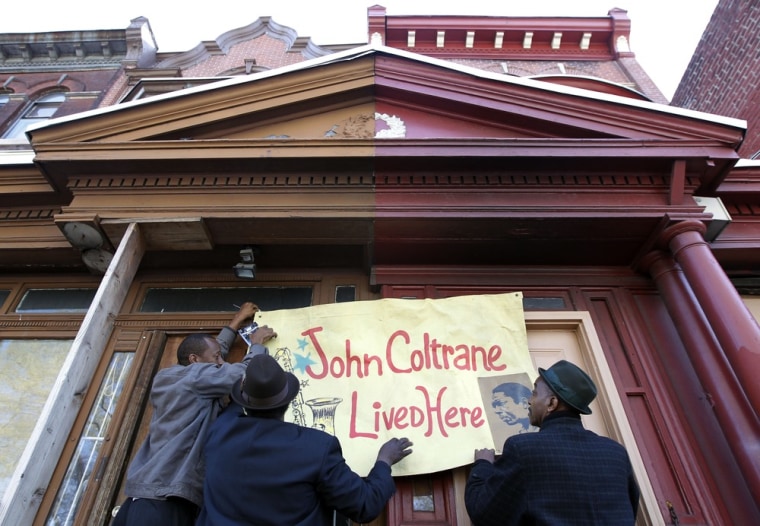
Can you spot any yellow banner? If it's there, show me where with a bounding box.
[256,292,534,476]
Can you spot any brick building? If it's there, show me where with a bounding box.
[671,0,760,159]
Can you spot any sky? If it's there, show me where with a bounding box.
[5,0,720,100]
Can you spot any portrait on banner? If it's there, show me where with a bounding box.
[478,372,538,453]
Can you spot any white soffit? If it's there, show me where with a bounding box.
[0,150,35,165]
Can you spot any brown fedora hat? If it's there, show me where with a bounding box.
[231,354,299,410]
[538,360,597,415]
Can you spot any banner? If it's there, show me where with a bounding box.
[256,292,535,476]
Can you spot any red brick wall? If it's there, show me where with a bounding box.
[0,69,121,136]
[671,0,760,158]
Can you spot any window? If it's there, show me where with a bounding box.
[45,352,134,525]
[335,285,356,303]
[16,288,96,313]
[0,340,72,497]
[0,289,10,309]
[0,285,93,511]
[2,92,65,140]
[140,287,313,312]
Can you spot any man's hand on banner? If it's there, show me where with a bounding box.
[377,437,414,466]
[473,448,495,463]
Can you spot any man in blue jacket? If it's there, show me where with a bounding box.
[465,360,640,526]
[112,302,276,526]
[197,353,414,526]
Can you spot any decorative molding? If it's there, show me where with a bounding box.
[326,113,374,139]
[0,319,83,330]
[62,173,702,191]
[158,17,332,71]
[0,208,59,220]
[375,113,406,138]
[724,202,760,216]
[66,174,374,190]
[378,173,697,188]
[395,45,612,60]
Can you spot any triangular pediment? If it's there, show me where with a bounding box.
[4,46,750,273]
[28,44,744,149]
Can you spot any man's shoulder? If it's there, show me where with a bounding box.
[503,430,541,450]
[152,363,228,390]
[534,421,630,456]
[288,421,338,441]
[211,414,338,449]
[590,432,630,453]
[153,364,186,380]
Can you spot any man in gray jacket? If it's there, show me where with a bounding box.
[112,302,276,526]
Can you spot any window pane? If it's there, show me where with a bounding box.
[335,286,356,303]
[522,297,566,310]
[28,105,60,118]
[0,340,71,497]
[45,352,134,526]
[0,290,10,309]
[412,476,435,512]
[2,93,64,139]
[1,118,34,140]
[16,289,96,313]
[140,287,313,312]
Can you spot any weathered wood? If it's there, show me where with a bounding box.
[0,223,145,526]
[79,330,166,526]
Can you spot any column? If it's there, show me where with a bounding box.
[660,220,760,413]
[640,250,760,514]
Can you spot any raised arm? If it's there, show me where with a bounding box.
[217,302,259,357]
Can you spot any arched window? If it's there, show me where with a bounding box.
[2,92,65,140]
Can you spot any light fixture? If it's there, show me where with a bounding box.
[59,221,114,274]
[62,222,104,249]
[82,247,113,274]
[233,247,257,279]
[239,247,255,263]
[233,263,256,279]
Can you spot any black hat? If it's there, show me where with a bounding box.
[231,354,299,410]
[538,360,597,415]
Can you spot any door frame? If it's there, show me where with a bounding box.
[522,311,660,526]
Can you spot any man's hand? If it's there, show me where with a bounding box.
[473,448,495,463]
[250,325,277,345]
[229,302,259,330]
[377,437,413,466]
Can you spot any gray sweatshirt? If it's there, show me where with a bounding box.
[123,328,265,507]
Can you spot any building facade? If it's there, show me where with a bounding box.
[0,5,758,525]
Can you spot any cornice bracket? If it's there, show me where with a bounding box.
[669,159,686,205]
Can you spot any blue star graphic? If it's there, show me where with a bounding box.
[293,353,317,374]
[297,338,309,351]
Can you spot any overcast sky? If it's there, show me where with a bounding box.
[6,1,720,100]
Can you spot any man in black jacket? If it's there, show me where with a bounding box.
[465,360,640,526]
[197,353,413,525]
